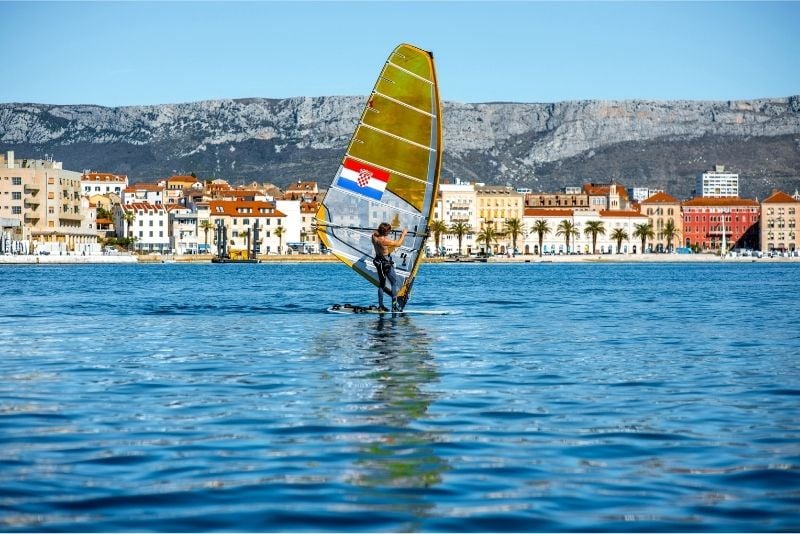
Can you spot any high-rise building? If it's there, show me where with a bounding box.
[696,165,739,198]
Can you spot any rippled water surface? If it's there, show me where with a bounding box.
[1,262,799,532]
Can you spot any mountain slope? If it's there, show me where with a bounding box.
[1,96,798,199]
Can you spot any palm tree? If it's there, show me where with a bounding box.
[610,228,629,254]
[583,220,606,254]
[428,219,448,256]
[200,220,214,247]
[275,225,284,254]
[122,210,135,239]
[504,218,524,254]
[662,219,680,252]
[633,222,655,254]
[556,219,579,253]
[531,219,551,257]
[449,221,470,256]
[477,225,499,255]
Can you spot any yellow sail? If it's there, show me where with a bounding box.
[316,44,442,308]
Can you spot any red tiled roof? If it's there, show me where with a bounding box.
[82,172,127,182]
[123,202,166,213]
[763,191,800,204]
[682,197,759,207]
[209,200,285,218]
[301,201,320,213]
[286,181,318,191]
[125,183,163,192]
[167,175,198,183]
[524,208,573,217]
[641,191,679,204]
[599,209,646,218]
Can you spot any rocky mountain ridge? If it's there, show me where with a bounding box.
[1,95,799,199]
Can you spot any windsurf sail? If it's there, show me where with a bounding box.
[315,43,442,309]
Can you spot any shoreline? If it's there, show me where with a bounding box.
[1,253,798,265]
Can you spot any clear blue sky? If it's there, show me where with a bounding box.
[2,1,799,106]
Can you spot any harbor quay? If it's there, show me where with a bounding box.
[2,251,799,265]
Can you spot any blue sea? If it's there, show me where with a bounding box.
[1,262,799,532]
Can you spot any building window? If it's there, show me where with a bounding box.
[12,177,21,185]
[12,192,21,200]
[12,206,21,214]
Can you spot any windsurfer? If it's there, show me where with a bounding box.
[372,222,407,311]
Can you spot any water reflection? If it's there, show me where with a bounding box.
[353,316,448,488]
[314,314,449,522]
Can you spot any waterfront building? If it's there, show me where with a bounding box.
[760,191,799,253]
[275,199,301,250]
[681,197,759,251]
[118,202,171,253]
[298,201,321,254]
[209,200,287,254]
[0,151,96,254]
[641,192,683,252]
[167,205,199,254]
[436,183,478,255]
[696,165,739,198]
[522,208,575,255]
[476,185,524,253]
[122,183,164,205]
[81,172,128,197]
[523,208,648,255]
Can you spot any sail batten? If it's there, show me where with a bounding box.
[373,91,437,118]
[316,43,442,308]
[359,123,436,152]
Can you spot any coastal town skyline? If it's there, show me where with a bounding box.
[2,150,798,260]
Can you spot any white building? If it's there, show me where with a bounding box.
[522,208,649,255]
[81,172,128,197]
[696,165,739,198]
[117,202,171,253]
[122,183,164,205]
[167,205,199,254]
[435,183,478,255]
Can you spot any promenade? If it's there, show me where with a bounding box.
[1,252,798,265]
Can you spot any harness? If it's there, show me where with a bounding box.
[372,254,393,277]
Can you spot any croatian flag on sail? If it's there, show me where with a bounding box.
[335,158,390,201]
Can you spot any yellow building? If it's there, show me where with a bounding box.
[476,185,525,253]
[761,191,800,253]
[641,191,683,252]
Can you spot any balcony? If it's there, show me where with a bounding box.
[58,212,84,221]
[24,210,40,221]
[24,181,41,193]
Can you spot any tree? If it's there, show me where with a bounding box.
[275,225,284,254]
[556,219,579,253]
[504,218,524,254]
[449,222,470,256]
[610,228,629,254]
[583,220,606,254]
[200,220,214,247]
[477,225,499,255]
[122,210,136,239]
[531,219,551,257]
[634,222,655,254]
[428,219,448,256]
[662,219,680,252]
